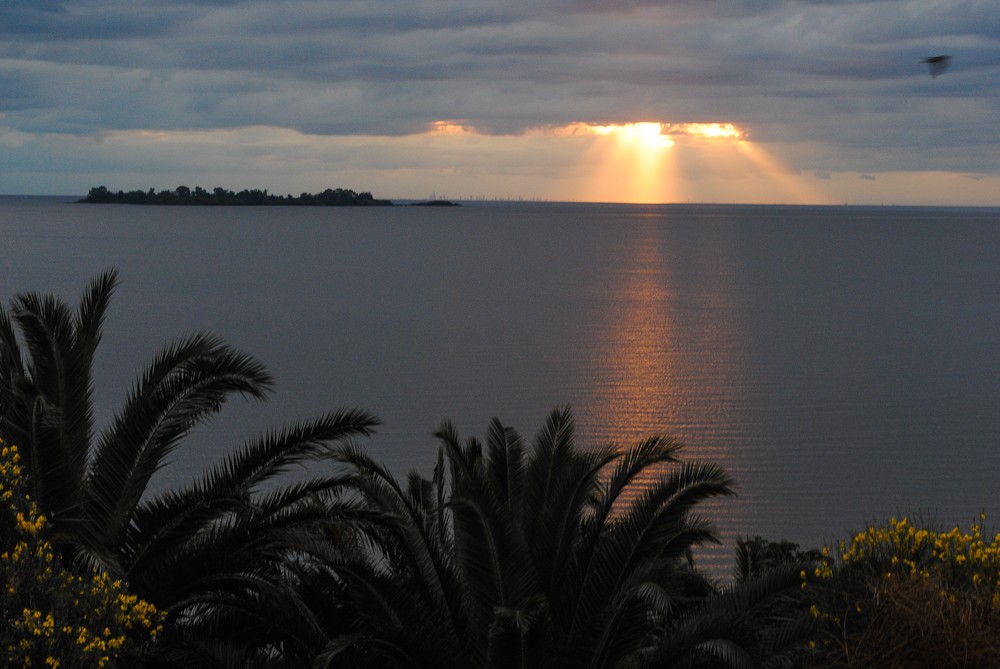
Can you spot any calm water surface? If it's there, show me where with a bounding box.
[3,196,1000,574]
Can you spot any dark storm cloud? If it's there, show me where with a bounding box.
[1,0,998,176]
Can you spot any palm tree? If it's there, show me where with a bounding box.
[645,542,815,669]
[0,268,379,665]
[316,407,746,669]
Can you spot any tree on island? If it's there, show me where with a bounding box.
[79,185,394,206]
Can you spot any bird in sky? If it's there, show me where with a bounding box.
[922,55,952,78]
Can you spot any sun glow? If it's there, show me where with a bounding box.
[403,119,827,203]
[563,121,743,146]
[669,122,742,140]
[427,120,477,135]
[550,122,680,202]
[545,120,838,204]
[586,123,676,150]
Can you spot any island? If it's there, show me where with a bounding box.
[78,185,394,206]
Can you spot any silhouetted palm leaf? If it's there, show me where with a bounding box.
[321,407,749,669]
[647,561,813,669]
[0,269,379,665]
[0,275,111,527]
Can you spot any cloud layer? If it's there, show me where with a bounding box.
[2,0,998,201]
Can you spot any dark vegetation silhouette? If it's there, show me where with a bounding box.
[79,185,393,206]
[2,270,991,668]
[314,411,813,669]
[0,269,379,665]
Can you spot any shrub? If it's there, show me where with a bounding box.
[803,516,1000,669]
[0,441,164,669]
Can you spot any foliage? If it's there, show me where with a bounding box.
[0,441,164,669]
[734,536,822,583]
[803,515,1000,668]
[8,270,993,668]
[315,408,808,669]
[629,536,817,669]
[79,185,393,206]
[0,270,379,666]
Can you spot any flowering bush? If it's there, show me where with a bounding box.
[0,441,164,669]
[803,515,1000,668]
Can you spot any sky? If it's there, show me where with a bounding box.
[1,0,998,205]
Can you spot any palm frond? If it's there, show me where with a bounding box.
[587,594,659,669]
[123,411,376,578]
[483,417,526,515]
[86,333,276,539]
[129,491,343,615]
[73,267,118,359]
[590,435,684,537]
[0,304,29,449]
[561,435,683,638]
[522,407,617,598]
[651,562,813,669]
[0,303,25,386]
[165,569,328,667]
[693,639,758,669]
[433,419,485,499]
[616,461,735,564]
[329,558,462,668]
[7,289,92,520]
[332,444,467,644]
[10,292,74,402]
[563,462,730,651]
[450,494,536,649]
[196,409,378,497]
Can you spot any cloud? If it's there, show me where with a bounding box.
[0,0,998,199]
[4,121,1000,205]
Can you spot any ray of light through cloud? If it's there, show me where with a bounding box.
[1,0,998,203]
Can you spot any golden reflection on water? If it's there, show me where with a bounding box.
[588,226,681,445]
[578,219,746,575]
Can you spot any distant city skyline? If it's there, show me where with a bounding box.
[2,1,998,205]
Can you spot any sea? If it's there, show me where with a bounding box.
[3,195,1000,576]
